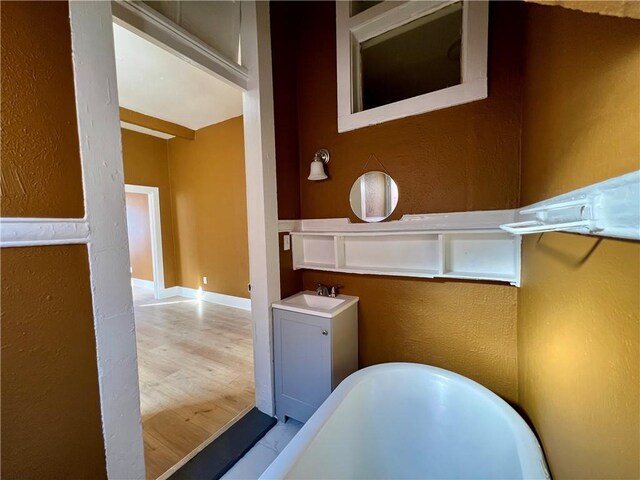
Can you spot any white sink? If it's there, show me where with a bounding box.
[273,291,359,318]
[286,293,345,309]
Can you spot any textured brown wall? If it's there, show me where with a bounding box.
[168,116,250,298]
[0,1,84,218]
[303,272,518,400]
[126,192,154,281]
[271,1,304,298]
[518,6,640,478]
[0,2,107,477]
[121,129,178,287]
[295,2,523,221]
[272,1,523,401]
[1,246,107,479]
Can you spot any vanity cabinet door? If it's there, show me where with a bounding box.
[274,309,331,422]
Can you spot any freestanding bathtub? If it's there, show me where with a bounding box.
[260,363,549,479]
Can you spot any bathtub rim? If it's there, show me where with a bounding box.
[260,362,550,479]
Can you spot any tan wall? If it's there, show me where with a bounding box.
[0,2,107,477]
[272,1,524,401]
[518,5,640,478]
[168,116,250,298]
[121,129,178,287]
[1,246,107,479]
[1,1,84,218]
[126,192,154,281]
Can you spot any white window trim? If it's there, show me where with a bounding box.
[124,184,165,300]
[336,0,489,133]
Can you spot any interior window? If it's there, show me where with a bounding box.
[358,2,463,111]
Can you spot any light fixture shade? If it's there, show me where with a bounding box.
[308,159,328,181]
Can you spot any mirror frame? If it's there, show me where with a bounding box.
[349,170,399,223]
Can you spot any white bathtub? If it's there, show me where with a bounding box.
[260,363,549,479]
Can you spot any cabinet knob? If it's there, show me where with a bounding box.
[322,329,328,336]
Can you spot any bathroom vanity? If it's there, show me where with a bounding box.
[272,291,359,423]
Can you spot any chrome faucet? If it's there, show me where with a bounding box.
[316,283,330,297]
[329,284,343,297]
[317,283,343,297]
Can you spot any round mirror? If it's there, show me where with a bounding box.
[349,171,399,222]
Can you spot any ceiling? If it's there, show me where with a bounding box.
[112,23,243,132]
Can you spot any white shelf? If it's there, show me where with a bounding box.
[500,170,640,240]
[287,211,521,286]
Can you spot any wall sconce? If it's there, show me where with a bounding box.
[308,148,330,181]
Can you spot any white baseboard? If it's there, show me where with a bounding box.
[179,286,251,311]
[157,286,182,299]
[155,285,251,311]
[131,278,154,290]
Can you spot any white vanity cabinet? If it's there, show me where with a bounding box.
[272,291,359,423]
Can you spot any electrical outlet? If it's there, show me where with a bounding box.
[283,234,291,251]
[202,276,208,285]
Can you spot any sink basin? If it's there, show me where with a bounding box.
[273,291,359,318]
[286,293,345,309]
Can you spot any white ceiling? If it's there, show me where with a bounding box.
[112,23,243,131]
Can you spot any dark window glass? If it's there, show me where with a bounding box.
[358,2,463,112]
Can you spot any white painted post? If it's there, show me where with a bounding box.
[69,2,146,478]
[240,0,281,416]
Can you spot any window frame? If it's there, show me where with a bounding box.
[336,0,489,132]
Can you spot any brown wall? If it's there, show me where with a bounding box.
[0,2,107,478]
[122,129,178,287]
[272,1,524,401]
[1,246,107,479]
[168,116,250,298]
[294,2,523,221]
[126,192,154,282]
[518,6,640,478]
[121,118,250,298]
[0,1,84,218]
[271,0,304,298]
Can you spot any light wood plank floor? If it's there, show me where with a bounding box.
[133,287,254,479]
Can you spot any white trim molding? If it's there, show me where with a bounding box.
[112,0,248,90]
[278,219,302,233]
[280,210,519,233]
[69,2,146,478]
[241,0,280,417]
[131,278,154,290]
[501,170,640,240]
[336,0,489,132]
[157,286,182,299]
[178,287,252,311]
[125,184,166,299]
[0,218,89,247]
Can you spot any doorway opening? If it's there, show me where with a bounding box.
[115,17,255,480]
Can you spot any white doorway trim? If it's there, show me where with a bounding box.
[239,0,280,418]
[125,184,165,299]
[69,2,280,478]
[69,2,145,478]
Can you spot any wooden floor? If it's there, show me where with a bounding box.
[133,287,255,479]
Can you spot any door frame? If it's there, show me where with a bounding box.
[124,184,165,299]
[67,2,280,478]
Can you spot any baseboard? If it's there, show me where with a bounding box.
[157,286,182,299]
[131,277,154,290]
[179,287,251,311]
